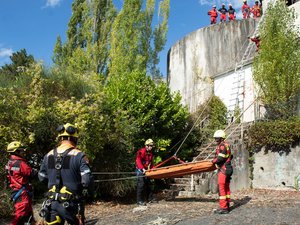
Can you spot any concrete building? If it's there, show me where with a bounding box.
[167,1,300,122]
[167,1,300,192]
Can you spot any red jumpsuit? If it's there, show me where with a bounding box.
[250,37,261,52]
[207,9,218,25]
[212,141,233,210]
[251,4,261,18]
[136,147,154,203]
[242,4,251,19]
[5,155,35,225]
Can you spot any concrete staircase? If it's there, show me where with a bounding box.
[170,122,252,197]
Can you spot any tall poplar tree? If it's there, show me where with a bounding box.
[53,0,116,75]
[109,0,170,77]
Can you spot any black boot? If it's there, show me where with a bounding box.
[214,208,229,214]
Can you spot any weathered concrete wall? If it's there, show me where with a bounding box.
[253,144,300,189]
[167,19,259,113]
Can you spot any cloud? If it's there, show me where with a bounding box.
[45,0,62,8]
[0,48,13,58]
[0,47,13,66]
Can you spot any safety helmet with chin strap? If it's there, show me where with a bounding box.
[7,141,26,153]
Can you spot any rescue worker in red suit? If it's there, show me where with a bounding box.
[228,4,236,21]
[251,1,261,18]
[248,35,261,52]
[5,141,37,225]
[136,139,155,206]
[218,3,228,23]
[38,123,93,225]
[207,5,218,25]
[211,130,233,214]
[242,0,251,19]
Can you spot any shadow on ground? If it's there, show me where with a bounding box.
[231,196,252,211]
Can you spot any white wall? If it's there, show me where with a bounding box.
[214,64,256,122]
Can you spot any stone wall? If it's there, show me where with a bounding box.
[252,144,300,189]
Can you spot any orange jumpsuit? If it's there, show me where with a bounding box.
[208,8,218,24]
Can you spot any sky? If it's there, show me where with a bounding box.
[0,0,258,77]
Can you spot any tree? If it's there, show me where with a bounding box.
[253,1,300,119]
[0,49,35,78]
[109,0,170,77]
[52,0,116,76]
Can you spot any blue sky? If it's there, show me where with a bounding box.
[0,0,257,76]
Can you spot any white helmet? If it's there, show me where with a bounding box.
[213,130,226,139]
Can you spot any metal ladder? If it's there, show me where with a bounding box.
[228,0,277,123]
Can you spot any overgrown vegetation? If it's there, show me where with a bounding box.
[248,1,300,152]
[0,0,203,199]
[253,0,300,120]
[248,116,300,151]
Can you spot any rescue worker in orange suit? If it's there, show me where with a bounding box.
[228,4,236,21]
[248,35,261,52]
[242,0,251,19]
[251,1,261,18]
[136,139,155,206]
[218,3,228,23]
[38,123,93,225]
[211,130,233,214]
[5,141,37,225]
[207,5,218,25]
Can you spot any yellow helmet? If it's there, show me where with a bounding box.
[7,141,26,153]
[57,123,79,138]
[145,139,154,146]
[213,130,226,139]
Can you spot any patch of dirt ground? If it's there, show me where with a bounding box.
[83,189,300,225]
[2,189,300,225]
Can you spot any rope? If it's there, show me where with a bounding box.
[193,97,258,162]
[92,172,136,175]
[94,175,145,183]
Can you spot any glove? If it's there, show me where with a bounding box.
[82,188,88,197]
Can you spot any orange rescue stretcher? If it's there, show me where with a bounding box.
[145,155,216,179]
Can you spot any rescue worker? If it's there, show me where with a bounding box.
[251,0,261,18]
[207,5,218,25]
[248,35,261,52]
[242,0,251,19]
[136,139,155,206]
[218,3,228,23]
[38,123,93,225]
[5,141,37,225]
[211,130,233,214]
[228,4,236,21]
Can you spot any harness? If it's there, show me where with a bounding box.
[40,148,75,217]
[6,159,30,202]
[40,147,85,225]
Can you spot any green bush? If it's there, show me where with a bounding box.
[248,116,300,152]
